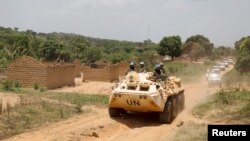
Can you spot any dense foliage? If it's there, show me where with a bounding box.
[235,37,250,72]
[0,26,239,68]
[182,34,235,61]
[0,26,158,67]
[158,36,182,60]
[183,35,213,60]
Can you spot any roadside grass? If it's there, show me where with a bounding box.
[0,87,109,107]
[173,122,207,141]
[164,61,210,83]
[222,69,250,90]
[0,96,78,140]
[0,86,109,139]
[22,89,109,107]
[192,90,250,123]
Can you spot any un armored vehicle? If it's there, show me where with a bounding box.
[108,71,185,124]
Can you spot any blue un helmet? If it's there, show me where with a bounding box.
[154,64,160,70]
[154,64,161,74]
[129,61,135,70]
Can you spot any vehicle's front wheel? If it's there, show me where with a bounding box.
[176,94,182,114]
[180,92,185,110]
[109,107,120,117]
[159,99,172,124]
[171,97,177,119]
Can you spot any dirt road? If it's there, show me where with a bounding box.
[4,67,232,141]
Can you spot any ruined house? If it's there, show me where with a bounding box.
[82,62,129,82]
[7,56,75,89]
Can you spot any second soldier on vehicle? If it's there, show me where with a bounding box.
[138,62,147,73]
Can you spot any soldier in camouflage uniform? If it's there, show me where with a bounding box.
[138,62,147,73]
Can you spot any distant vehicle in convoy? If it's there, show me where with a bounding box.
[223,62,229,67]
[212,65,220,71]
[109,71,185,124]
[207,70,222,86]
[228,59,234,65]
[218,63,226,71]
[223,57,234,66]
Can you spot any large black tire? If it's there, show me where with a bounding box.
[180,93,185,110]
[120,109,127,115]
[176,94,182,114]
[109,107,120,117]
[171,97,177,119]
[159,99,172,124]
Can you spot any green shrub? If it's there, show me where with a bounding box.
[235,37,250,72]
[13,80,21,88]
[33,83,39,90]
[1,80,13,91]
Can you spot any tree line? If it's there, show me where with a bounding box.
[0,26,245,71]
[158,35,235,61]
[0,26,159,68]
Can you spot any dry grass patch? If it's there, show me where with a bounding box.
[165,62,208,83]
[173,122,207,141]
[0,95,82,140]
[192,90,250,123]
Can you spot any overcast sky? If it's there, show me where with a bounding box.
[0,0,250,46]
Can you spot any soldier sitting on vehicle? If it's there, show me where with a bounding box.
[138,61,147,73]
[126,62,136,74]
[160,62,169,79]
[159,62,165,74]
[152,63,169,81]
[153,64,162,80]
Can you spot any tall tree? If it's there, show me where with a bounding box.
[39,39,70,61]
[185,34,214,56]
[234,36,250,51]
[183,41,204,61]
[158,36,182,61]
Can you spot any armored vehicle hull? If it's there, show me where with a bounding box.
[108,72,185,123]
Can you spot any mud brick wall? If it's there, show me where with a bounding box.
[82,62,129,82]
[82,66,113,82]
[0,68,6,75]
[109,65,119,81]
[7,56,76,89]
[7,56,47,88]
[74,59,82,77]
[47,65,75,89]
[117,62,129,75]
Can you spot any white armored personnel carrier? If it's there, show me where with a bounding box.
[108,71,185,123]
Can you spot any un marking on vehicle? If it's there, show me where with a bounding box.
[126,99,140,106]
